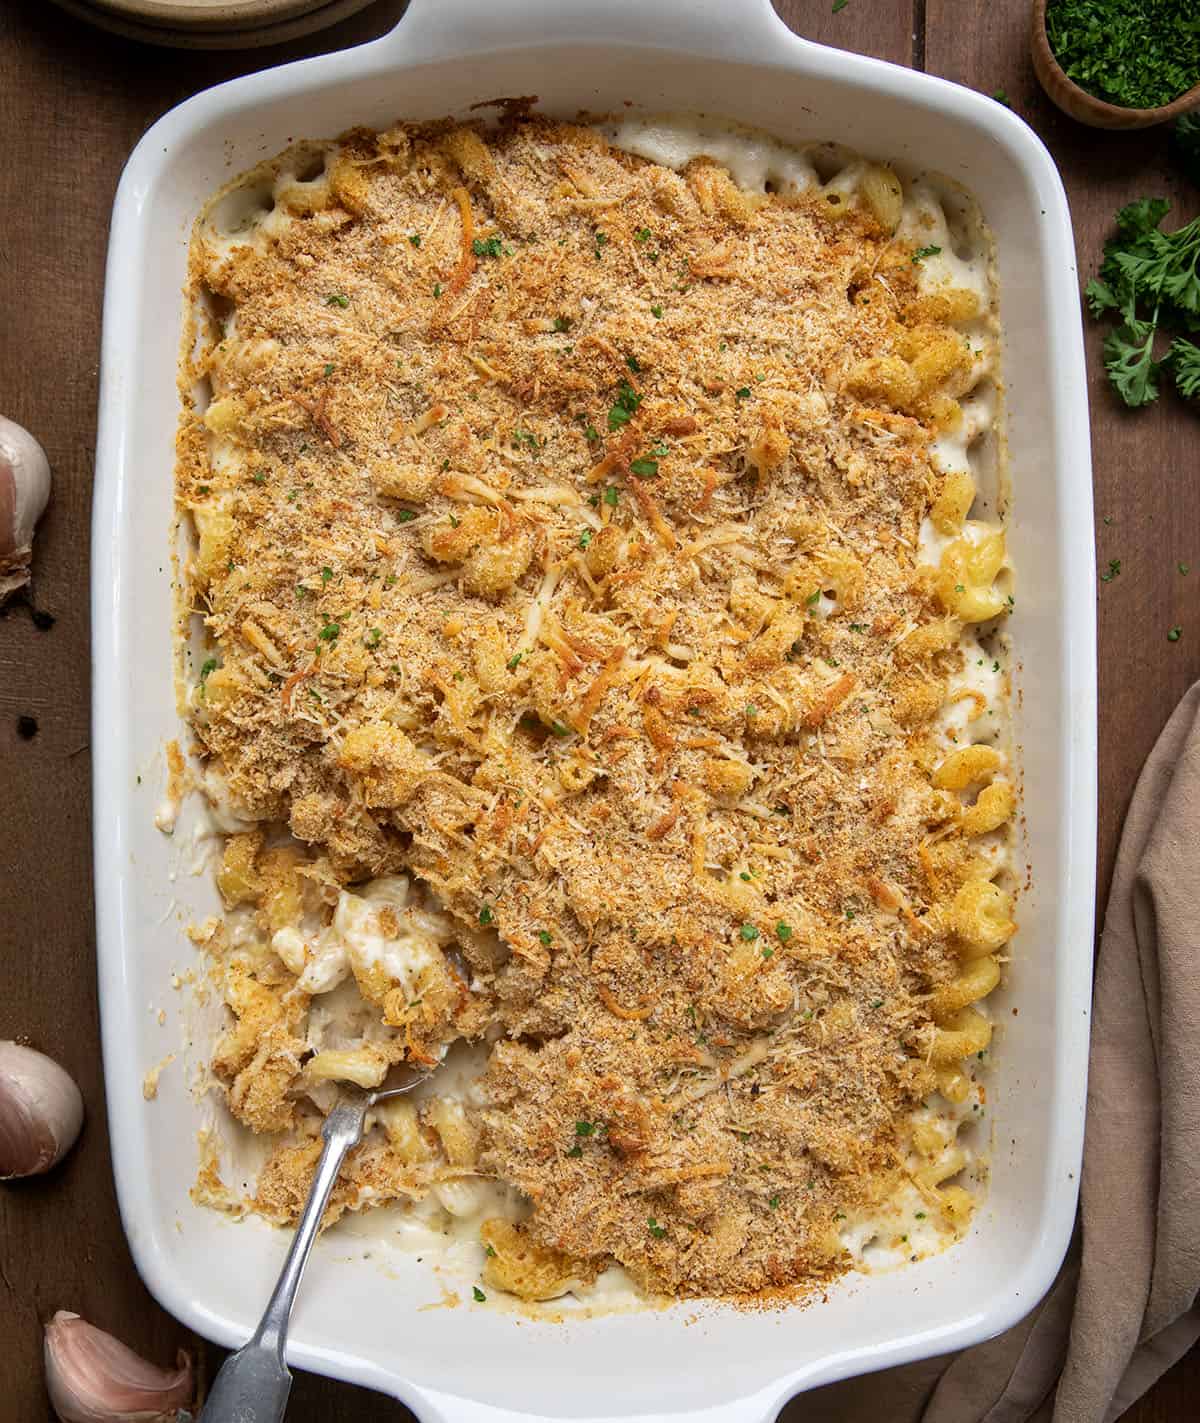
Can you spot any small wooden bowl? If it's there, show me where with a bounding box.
[1031,0,1200,130]
[49,0,379,47]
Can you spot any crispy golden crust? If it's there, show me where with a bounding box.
[180,116,1006,1299]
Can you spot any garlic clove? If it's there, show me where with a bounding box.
[0,413,51,603]
[0,1041,84,1178]
[44,1312,195,1423]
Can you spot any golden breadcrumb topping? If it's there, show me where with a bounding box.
[177,114,1012,1300]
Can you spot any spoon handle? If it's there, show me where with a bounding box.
[198,1100,367,1421]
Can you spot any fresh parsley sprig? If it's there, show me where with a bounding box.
[1085,198,1200,408]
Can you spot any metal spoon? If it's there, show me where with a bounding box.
[198,1078,428,1422]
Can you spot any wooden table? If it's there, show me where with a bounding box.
[1,0,1196,1417]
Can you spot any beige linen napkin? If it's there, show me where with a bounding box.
[796,682,1200,1423]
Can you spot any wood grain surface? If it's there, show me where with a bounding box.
[0,1,1196,1417]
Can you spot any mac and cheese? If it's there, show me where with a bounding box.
[175,110,1016,1302]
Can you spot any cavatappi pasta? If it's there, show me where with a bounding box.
[174,109,1016,1303]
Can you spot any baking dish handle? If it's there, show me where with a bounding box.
[384,0,796,63]
[406,1389,780,1423]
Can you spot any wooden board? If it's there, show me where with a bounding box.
[0,0,1194,1416]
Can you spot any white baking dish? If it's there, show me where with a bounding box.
[92,1,1097,1416]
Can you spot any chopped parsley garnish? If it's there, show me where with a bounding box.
[739,871,752,882]
[603,485,620,507]
[761,947,774,960]
[806,590,821,606]
[745,703,758,717]
[647,1217,667,1239]
[479,905,494,925]
[870,998,884,1009]
[323,363,334,376]
[629,456,659,477]
[432,282,442,298]
[739,923,759,941]
[775,921,793,942]
[408,233,421,247]
[251,471,266,485]
[365,627,382,647]
[199,658,217,692]
[325,293,350,307]
[1045,0,1200,110]
[912,245,942,263]
[397,509,416,523]
[550,720,572,736]
[1100,558,1121,582]
[485,1244,497,1257]
[651,304,664,319]
[197,484,210,495]
[848,622,867,632]
[472,236,503,258]
[539,930,553,947]
[626,354,642,373]
[832,0,848,10]
[992,88,1010,106]
[1179,562,1191,574]
[507,653,523,671]
[472,1286,486,1303]
[593,230,608,259]
[553,315,573,332]
[317,618,340,643]
[768,1194,781,1210]
[734,386,752,400]
[1168,625,1183,641]
[584,424,600,442]
[915,1211,926,1220]
[607,380,642,431]
[635,227,652,242]
[320,566,334,584]
[578,529,593,549]
[565,1144,583,1158]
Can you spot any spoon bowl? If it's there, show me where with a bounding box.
[197,1072,433,1421]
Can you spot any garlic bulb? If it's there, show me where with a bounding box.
[44,1313,194,1423]
[0,413,51,603]
[0,1041,83,1178]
